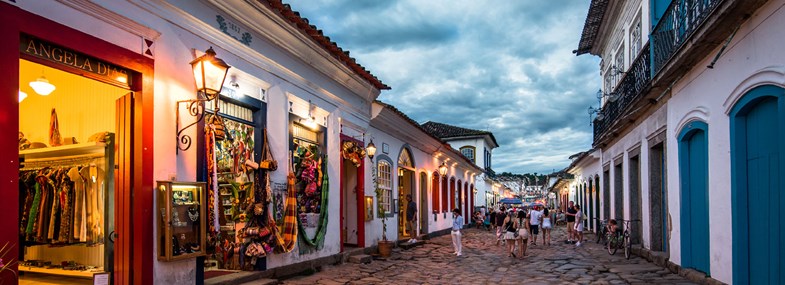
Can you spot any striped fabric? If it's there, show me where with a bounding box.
[271,172,298,253]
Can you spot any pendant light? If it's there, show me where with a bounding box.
[29,72,55,96]
[19,90,28,103]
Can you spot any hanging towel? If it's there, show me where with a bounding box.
[49,108,62,147]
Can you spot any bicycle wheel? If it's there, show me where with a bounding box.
[607,237,617,255]
[624,232,631,259]
[596,228,604,244]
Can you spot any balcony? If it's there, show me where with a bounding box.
[592,0,768,146]
[651,0,724,75]
[593,43,652,144]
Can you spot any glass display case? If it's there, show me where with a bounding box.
[157,181,206,261]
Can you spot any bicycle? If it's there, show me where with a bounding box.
[595,218,609,245]
[607,219,632,259]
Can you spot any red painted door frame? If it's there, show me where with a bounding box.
[339,135,365,251]
[0,3,154,284]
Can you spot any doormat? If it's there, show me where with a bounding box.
[204,270,238,279]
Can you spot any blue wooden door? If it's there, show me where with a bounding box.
[744,97,779,284]
[679,123,710,274]
[732,85,784,284]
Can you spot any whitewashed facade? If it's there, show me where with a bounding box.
[575,0,782,283]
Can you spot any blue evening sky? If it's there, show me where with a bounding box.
[287,1,601,174]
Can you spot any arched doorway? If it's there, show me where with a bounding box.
[419,172,429,235]
[730,85,785,284]
[397,147,415,239]
[678,120,710,274]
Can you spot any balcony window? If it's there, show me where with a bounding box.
[630,14,642,58]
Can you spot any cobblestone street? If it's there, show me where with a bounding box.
[280,226,696,285]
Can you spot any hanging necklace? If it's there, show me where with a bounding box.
[188,207,199,222]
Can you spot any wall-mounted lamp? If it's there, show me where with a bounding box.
[438,162,448,176]
[300,100,319,130]
[176,47,231,154]
[19,91,28,103]
[366,139,377,160]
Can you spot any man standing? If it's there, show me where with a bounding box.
[565,201,577,244]
[451,208,464,256]
[405,194,417,239]
[529,205,543,245]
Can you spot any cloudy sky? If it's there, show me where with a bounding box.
[288,1,601,174]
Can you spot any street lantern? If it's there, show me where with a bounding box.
[438,162,448,176]
[190,47,230,99]
[366,139,377,160]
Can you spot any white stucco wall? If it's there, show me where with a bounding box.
[13,0,382,283]
[664,1,785,282]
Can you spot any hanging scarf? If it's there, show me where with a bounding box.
[297,155,329,253]
[206,125,220,233]
[49,108,62,147]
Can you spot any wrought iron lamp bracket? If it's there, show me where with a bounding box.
[176,92,221,154]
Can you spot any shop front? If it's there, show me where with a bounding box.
[1,2,155,284]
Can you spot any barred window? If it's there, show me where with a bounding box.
[378,160,393,214]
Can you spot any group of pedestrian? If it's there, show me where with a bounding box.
[489,204,555,259]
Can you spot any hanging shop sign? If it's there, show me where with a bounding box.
[20,34,132,88]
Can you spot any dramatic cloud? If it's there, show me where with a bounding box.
[288,0,600,174]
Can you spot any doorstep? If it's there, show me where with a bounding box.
[205,271,274,285]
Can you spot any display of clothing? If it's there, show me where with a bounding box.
[19,163,105,246]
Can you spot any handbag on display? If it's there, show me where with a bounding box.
[259,128,278,171]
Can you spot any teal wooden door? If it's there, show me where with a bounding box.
[678,122,710,274]
[744,97,779,284]
[731,85,784,284]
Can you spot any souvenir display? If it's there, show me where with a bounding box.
[157,181,206,261]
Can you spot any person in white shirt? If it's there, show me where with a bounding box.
[528,206,543,245]
[574,205,584,247]
[451,208,464,256]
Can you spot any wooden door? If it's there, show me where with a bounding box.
[678,123,710,274]
[114,92,133,284]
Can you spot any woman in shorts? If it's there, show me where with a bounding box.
[502,211,518,257]
[517,209,529,258]
[541,207,553,246]
[574,205,584,246]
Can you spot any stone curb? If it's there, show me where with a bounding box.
[631,245,727,285]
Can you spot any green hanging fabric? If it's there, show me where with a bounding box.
[298,155,329,253]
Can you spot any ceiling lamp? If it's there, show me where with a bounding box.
[19,90,28,103]
[29,75,55,96]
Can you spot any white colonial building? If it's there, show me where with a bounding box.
[574,0,783,284]
[421,121,500,209]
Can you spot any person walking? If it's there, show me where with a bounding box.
[495,209,506,245]
[529,206,543,245]
[541,207,552,246]
[574,205,584,247]
[451,208,464,256]
[405,194,417,238]
[565,201,577,244]
[502,210,518,257]
[517,209,529,258]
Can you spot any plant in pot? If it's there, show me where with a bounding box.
[368,140,393,257]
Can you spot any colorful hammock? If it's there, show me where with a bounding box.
[270,168,298,253]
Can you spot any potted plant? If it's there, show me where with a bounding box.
[370,153,393,257]
[365,140,393,257]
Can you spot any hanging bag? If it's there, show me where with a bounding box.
[259,128,278,171]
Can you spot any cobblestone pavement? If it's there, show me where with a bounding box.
[281,225,696,285]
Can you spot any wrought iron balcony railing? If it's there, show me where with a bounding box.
[593,43,651,143]
[651,0,724,75]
